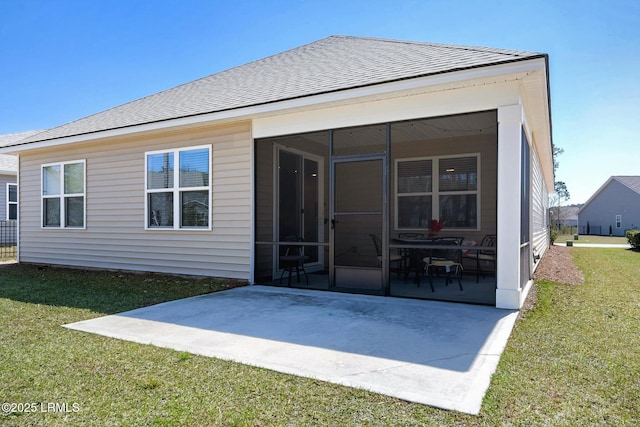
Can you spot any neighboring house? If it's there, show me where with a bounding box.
[1,131,40,248]
[0,36,553,309]
[549,205,579,228]
[0,153,17,221]
[578,176,640,236]
[0,131,40,221]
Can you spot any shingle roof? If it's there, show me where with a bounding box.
[0,130,41,148]
[0,155,17,174]
[613,176,640,195]
[0,131,41,173]
[577,176,640,214]
[550,206,579,220]
[15,35,545,146]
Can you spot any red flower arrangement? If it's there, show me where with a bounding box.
[428,219,444,237]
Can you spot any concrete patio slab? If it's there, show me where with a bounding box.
[64,286,518,414]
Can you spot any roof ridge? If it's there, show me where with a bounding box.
[10,35,547,146]
[328,35,541,58]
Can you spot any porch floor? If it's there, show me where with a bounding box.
[64,285,517,414]
[264,271,496,305]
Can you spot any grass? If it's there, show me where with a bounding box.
[483,247,640,425]
[1,254,639,426]
[556,234,629,244]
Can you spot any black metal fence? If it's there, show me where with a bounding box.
[0,220,17,261]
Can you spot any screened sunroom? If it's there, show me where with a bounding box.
[255,110,499,305]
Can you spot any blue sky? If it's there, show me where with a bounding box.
[1,0,638,204]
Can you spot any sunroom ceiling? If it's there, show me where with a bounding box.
[271,110,497,148]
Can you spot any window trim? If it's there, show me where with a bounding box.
[616,214,622,229]
[40,159,86,229]
[6,183,17,220]
[394,153,480,231]
[144,144,212,231]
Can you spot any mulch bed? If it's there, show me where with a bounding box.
[533,245,584,285]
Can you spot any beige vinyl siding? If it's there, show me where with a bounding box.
[18,122,252,278]
[531,143,549,260]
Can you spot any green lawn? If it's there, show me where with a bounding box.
[1,253,639,426]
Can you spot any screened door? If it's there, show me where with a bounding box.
[331,157,385,292]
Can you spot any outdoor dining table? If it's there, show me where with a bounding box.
[389,237,482,288]
[390,237,437,285]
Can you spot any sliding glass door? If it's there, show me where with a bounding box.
[277,148,323,269]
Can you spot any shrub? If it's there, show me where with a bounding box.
[626,230,640,250]
[550,227,558,244]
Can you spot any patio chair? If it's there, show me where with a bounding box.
[370,234,404,276]
[396,233,426,278]
[279,236,309,286]
[463,234,496,283]
[423,238,464,291]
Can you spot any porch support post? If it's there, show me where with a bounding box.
[496,104,523,309]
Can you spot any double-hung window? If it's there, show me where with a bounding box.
[42,160,86,228]
[396,154,479,230]
[396,159,433,228]
[7,183,17,220]
[145,145,211,229]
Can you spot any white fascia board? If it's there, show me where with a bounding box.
[2,57,547,154]
[0,169,17,175]
[254,79,522,139]
[519,66,553,189]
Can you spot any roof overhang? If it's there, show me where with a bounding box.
[0,56,551,159]
[518,55,553,189]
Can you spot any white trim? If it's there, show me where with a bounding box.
[394,153,481,231]
[144,144,212,231]
[496,104,523,309]
[40,159,86,229]
[249,124,256,285]
[6,183,17,220]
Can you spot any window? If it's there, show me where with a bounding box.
[396,159,432,228]
[7,183,17,220]
[396,154,479,230]
[41,160,85,228]
[145,145,211,229]
[616,215,622,229]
